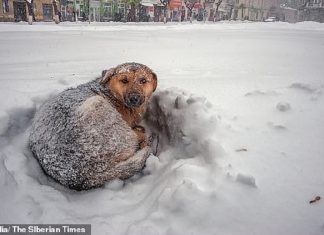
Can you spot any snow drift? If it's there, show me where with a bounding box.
[0,87,226,234]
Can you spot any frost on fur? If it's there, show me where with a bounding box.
[29,78,150,190]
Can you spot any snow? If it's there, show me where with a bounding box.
[276,102,291,112]
[1,21,324,235]
[236,173,257,187]
[0,111,9,135]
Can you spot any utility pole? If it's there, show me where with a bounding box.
[261,0,264,20]
[74,0,78,21]
[160,0,169,23]
[53,0,60,23]
[88,0,91,23]
[25,0,35,24]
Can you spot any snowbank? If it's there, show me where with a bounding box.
[0,21,324,33]
[0,87,228,235]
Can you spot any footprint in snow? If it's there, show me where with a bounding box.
[289,83,318,94]
[268,122,287,131]
[276,102,291,112]
[236,173,257,188]
[245,90,280,97]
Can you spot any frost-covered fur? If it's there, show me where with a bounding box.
[29,78,150,190]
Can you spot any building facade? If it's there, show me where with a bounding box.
[298,0,324,22]
[1,0,58,21]
[1,0,323,22]
[280,0,324,23]
[232,0,280,21]
[217,0,235,20]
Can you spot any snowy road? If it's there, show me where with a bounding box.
[0,22,324,235]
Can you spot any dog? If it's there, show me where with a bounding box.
[29,62,157,190]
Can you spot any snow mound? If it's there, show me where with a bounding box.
[145,88,224,163]
[0,88,229,234]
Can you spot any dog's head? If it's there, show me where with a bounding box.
[100,63,157,108]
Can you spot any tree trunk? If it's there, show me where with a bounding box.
[129,3,136,22]
[25,0,35,24]
[88,0,91,23]
[186,5,194,23]
[52,0,60,24]
[163,6,167,23]
[214,1,221,22]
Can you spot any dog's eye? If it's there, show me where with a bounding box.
[121,78,129,84]
[140,78,147,84]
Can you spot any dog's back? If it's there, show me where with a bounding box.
[29,79,147,190]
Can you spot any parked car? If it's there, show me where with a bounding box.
[265,16,278,22]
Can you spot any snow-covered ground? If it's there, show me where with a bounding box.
[1,21,324,235]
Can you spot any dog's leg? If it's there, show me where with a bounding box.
[82,146,151,188]
[114,146,151,180]
[132,125,149,149]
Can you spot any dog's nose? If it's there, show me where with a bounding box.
[126,93,144,107]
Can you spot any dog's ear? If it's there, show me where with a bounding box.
[152,72,158,92]
[100,68,116,85]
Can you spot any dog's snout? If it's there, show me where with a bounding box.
[130,94,140,104]
[126,93,144,107]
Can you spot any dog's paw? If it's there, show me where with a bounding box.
[133,125,146,133]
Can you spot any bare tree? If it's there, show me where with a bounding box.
[299,0,310,9]
[24,0,35,24]
[184,0,198,23]
[52,0,60,24]
[214,0,223,21]
[238,3,246,19]
[280,0,311,9]
[126,0,141,22]
[160,0,170,23]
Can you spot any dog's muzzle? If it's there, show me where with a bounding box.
[125,93,144,107]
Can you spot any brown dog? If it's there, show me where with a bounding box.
[101,63,157,148]
[29,62,158,190]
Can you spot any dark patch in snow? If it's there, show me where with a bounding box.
[276,102,291,112]
[0,112,9,135]
[0,107,36,146]
[236,148,248,152]
[236,173,257,188]
[57,79,69,86]
[290,83,317,94]
[245,90,280,97]
[268,122,287,131]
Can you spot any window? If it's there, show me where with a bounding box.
[43,4,53,21]
[118,3,125,15]
[103,2,113,18]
